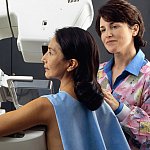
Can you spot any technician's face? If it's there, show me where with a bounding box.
[100,17,134,54]
[41,37,69,79]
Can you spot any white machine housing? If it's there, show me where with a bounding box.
[0,0,94,63]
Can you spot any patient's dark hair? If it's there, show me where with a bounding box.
[95,0,146,51]
[55,27,103,111]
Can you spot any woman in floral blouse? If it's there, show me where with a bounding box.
[95,0,150,149]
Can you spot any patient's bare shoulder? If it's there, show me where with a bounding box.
[35,97,63,150]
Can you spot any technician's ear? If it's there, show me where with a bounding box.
[67,59,78,72]
[132,24,139,36]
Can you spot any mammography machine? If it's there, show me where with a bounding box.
[0,0,94,149]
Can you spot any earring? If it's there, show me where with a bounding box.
[67,68,71,72]
[67,67,73,72]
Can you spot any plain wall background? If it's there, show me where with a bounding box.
[0,0,150,79]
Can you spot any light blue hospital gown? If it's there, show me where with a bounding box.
[42,91,130,150]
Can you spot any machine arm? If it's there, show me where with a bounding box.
[0,0,94,63]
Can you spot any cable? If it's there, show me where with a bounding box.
[6,0,14,37]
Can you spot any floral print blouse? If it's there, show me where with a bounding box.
[97,50,150,150]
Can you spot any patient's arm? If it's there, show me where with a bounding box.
[0,97,63,150]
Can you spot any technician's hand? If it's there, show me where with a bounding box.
[102,89,119,111]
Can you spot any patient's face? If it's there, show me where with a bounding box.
[41,37,69,80]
